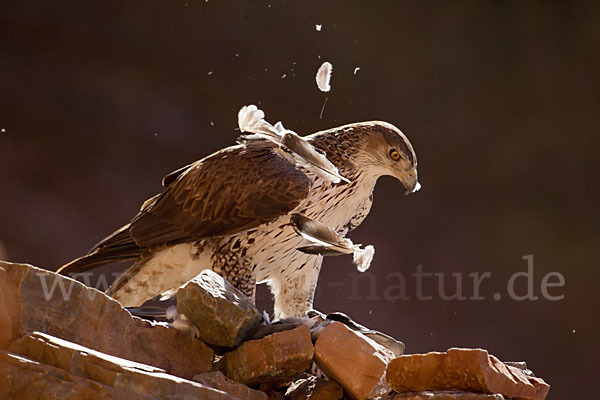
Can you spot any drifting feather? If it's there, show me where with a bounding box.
[291,213,375,272]
[316,62,332,92]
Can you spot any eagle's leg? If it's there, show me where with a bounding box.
[268,259,322,320]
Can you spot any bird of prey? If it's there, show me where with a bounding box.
[58,106,419,319]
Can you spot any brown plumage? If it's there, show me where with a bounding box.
[59,143,310,272]
[58,120,419,318]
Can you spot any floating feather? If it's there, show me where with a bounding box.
[316,62,332,92]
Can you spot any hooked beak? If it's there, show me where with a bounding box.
[398,169,420,195]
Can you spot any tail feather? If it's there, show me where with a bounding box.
[57,224,142,275]
[89,224,135,253]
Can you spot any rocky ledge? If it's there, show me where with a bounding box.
[0,261,550,399]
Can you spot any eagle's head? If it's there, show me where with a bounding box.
[353,121,419,194]
[309,121,420,194]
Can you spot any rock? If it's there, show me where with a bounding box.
[1,351,158,400]
[1,261,213,379]
[314,321,394,400]
[194,371,268,400]
[504,361,536,377]
[0,267,11,349]
[219,325,314,386]
[285,374,344,400]
[177,269,263,347]
[4,332,236,399]
[383,392,505,399]
[386,348,549,400]
[323,312,405,357]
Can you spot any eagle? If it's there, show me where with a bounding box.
[58,107,419,319]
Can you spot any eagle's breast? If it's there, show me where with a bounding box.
[233,169,377,282]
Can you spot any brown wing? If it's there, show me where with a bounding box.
[129,142,311,248]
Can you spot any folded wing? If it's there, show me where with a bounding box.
[58,142,311,275]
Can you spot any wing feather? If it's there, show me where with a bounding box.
[129,142,310,247]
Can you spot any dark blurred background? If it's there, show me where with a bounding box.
[1,1,598,398]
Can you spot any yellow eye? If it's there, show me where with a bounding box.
[389,149,401,161]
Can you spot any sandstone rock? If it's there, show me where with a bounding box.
[386,348,549,400]
[1,261,213,379]
[1,351,158,400]
[504,361,535,377]
[285,374,344,400]
[322,312,405,357]
[177,269,263,347]
[383,392,504,399]
[314,321,394,400]
[0,267,11,349]
[194,371,268,400]
[5,332,235,399]
[219,325,314,386]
